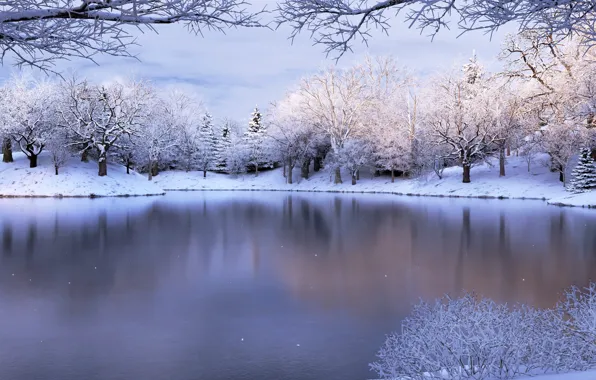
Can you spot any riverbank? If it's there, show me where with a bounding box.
[154,155,595,208]
[0,152,593,207]
[0,152,164,198]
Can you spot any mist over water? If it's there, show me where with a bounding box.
[0,192,595,380]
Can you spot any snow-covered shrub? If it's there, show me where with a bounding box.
[558,283,596,369]
[370,294,572,380]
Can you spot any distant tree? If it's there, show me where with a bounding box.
[244,106,270,176]
[3,75,57,168]
[214,118,234,172]
[57,77,153,176]
[45,132,71,175]
[422,55,502,183]
[196,112,217,178]
[568,148,596,192]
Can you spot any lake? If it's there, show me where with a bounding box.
[0,192,595,380]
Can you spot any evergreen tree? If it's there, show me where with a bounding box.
[244,106,269,176]
[568,148,596,192]
[214,121,232,172]
[196,112,216,178]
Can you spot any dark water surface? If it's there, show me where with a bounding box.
[1,192,596,380]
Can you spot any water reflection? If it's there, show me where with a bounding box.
[0,193,595,380]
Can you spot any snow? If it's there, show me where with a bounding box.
[523,371,596,380]
[0,152,164,197]
[1,152,593,208]
[153,154,595,208]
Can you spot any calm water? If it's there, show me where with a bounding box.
[0,192,596,380]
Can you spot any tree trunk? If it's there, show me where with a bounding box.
[203,169,207,178]
[287,163,293,184]
[506,145,511,156]
[151,162,159,177]
[148,171,153,181]
[2,138,13,163]
[499,146,506,177]
[351,171,357,185]
[81,148,89,163]
[356,169,360,181]
[462,164,471,183]
[313,156,322,172]
[391,169,395,183]
[98,159,107,177]
[55,165,59,175]
[283,162,286,178]
[334,167,342,184]
[255,164,259,177]
[126,161,130,174]
[301,159,310,179]
[559,169,564,183]
[29,154,38,168]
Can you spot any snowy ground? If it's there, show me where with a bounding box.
[0,152,593,206]
[153,154,595,208]
[0,152,164,198]
[522,371,596,380]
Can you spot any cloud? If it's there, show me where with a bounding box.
[0,0,518,125]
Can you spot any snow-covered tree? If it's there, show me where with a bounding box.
[2,0,263,72]
[45,131,71,175]
[244,106,271,176]
[540,122,589,185]
[268,93,318,184]
[276,0,596,60]
[213,118,234,172]
[195,112,217,178]
[298,66,371,183]
[225,132,249,176]
[568,148,596,193]
[57,77,153,176]
[3,75,57,168]
[422,56,502,183]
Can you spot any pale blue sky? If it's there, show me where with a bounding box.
[0,0,517,126]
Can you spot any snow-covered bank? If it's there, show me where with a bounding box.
[0,152,164,198]
[522,371,596,380]
[153,155,595,208]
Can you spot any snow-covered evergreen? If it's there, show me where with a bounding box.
[568,148,596,192]
[195,112,217,178]
[243,106,270,176]
[214,119,233,172]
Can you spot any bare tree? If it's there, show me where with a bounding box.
[298,66,371,184]
[1,0,264,71]
[276,0,596,59]
[57,77,153,176]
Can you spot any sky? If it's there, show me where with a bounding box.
[0,0,518,126]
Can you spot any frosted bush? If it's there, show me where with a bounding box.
[370,293,576,380]
[558,283,596,370]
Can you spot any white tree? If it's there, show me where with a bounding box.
[57,77,153,176]
[268,92,318,184]
[276,0,596,59]
[45,130,71,175]
[225,131,249,176]
[568,147,596,193]
[1,0,263,71]
[539,121,589,186]
[195,112,217,178]
[213,118,234,172]
[133,93,180,180]
[298,66,371,184]
[3,74,57,168]
[243,106,271,176]
[421,57,503,183]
